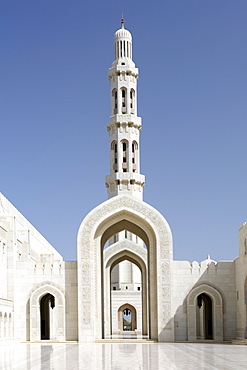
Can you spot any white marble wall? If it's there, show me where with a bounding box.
[171,258,236,341]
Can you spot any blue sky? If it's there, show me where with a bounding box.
[1,1,247,262]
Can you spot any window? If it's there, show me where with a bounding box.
[122,89,126,110]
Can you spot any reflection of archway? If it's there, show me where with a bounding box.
[40,293,55,340]
[28,283,66,341]
[187,284,223,341]
[78,195,173,342]
[118,303,137,331]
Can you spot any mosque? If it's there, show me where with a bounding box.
[0,20,247,343]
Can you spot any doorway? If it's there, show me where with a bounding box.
[118,303,137,332]
[196,293,213,340]
[40,293,55,340]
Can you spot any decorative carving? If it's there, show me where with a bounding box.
[82,286,91,301]
[161,262,170,283]
[162,303,170,325]
[81,263,90,284]
[82,303,91,325]
[162,286,170,301]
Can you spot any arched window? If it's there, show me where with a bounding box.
[112,89,118,114]
[130,89,135,114]
[121,140,128,172]
[121,88,127,113]
[111,141,118,172]
[132,141,138,172]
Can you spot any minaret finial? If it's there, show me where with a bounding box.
[121,14,124,29]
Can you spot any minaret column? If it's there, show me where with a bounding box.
[105,20,145,200]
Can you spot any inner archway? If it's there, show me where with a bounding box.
[118,303,137,332]
[109,252,143,336]
[104,241,147,339]
[40,293,55,340]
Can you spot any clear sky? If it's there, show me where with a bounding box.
[1,1,247,262]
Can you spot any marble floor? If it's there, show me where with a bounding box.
[0,341,247,370]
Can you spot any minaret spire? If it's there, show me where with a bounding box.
[121,14,124,29]
[105,23,145,200]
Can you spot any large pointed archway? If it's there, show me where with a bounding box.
[77,195,173,342]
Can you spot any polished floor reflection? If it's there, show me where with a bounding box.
[0,341,247,369]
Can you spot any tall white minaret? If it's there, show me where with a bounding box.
[105,19,145,200]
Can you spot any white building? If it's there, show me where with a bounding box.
[0,20,247,343]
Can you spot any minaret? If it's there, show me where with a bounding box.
[105,19,145,200]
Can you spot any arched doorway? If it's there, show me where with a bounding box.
[28,283,66,341]
[118,303,137,332]
[187,284,223,341]
[196,293,213,339]
[77,195,173,342]
[40,293,55,340]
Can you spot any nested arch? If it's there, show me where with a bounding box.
[187,284,223,341]
[105,247,148,335]
[77,195,173,342]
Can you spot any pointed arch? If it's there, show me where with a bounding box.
[104,243,147,336]
[28,283,66,341]
[187,284,223,341]
[112,88,118,114]
[118,303,137,331]
[77,195,173,342]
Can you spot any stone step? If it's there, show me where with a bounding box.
[232,339,247,345]
[95,339,157,343]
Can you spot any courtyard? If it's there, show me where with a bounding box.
[0,341,246,369]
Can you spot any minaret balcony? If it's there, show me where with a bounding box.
[108,115,142,131]
[105,172,145,185]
